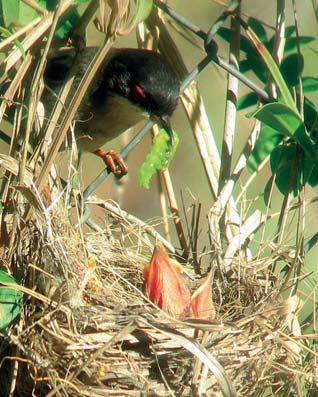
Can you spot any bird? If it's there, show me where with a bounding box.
[43,47,180,176]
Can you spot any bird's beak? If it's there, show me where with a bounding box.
[154,115,173,145]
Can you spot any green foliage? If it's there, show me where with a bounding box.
[247,17,267,44]
[138,129,179,189]
[248,98,318,197]
[218,17,314,86]
[127,0,153,32]
[0,0,84,40]
[54,7,81,40]
[248,125,283,172]
[237,92,258,110]
[0,0,47,27]
[251,102,318,196]
[280,53,304,88]
[301,77,318,93]
[0,25,25,58]
[269,143,314,197]
[251,103,304,141]
[0,0,152,41]
[222,16,318,198]
[0,270,23,331]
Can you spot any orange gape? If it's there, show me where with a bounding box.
[144,244,215,319]
[143,244,191,317]
[190,272,215,320]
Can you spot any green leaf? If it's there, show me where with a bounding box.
[55,7,80,40]
[268,35,315,53]
[0,26,26,59]
[217,27,254,54]
[285,36,315,52]
[248,17,267,44]
[301,77,318,93]
[308,164,318,187]
[251,103,299,138]
[304,232,318,254]
[280,53,304,87]
[0,1,81,40]
[125,0,153,33]
[1,0,42,28]
[270,143,315,196]
[304,97,318,129]
[237,92,258,110]
[251,102,318,160]
[263,175,275,207]
[0,0,20,27]
[0,25,12,37]
[39,0,58,11]
[285,26,296,38]
[138,129,179,189]
[239,59,251,73]
[248,124,283,172]
[70,172,79,190]
[246,25,297,111]
[314,0,318,22]
[0,270,23,331]
[246,52,268,83]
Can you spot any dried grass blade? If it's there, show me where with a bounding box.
[19,2,64,185]
[35,40,114,193]
[0,54,32,124]
[223,210,264,272]
[0,0,74,80]
[87,197,176,253]
[0,18,41,52]
[140,318,237,397]
[0,154,34,187]
[219,9,241,192]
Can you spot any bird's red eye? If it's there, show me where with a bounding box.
[131,84,147,104]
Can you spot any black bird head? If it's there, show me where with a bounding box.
[44,48,180,155]
[91,48,180,129]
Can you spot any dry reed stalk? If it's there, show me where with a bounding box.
[0,0,74,79]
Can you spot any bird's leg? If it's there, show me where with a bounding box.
[93,148,128,177]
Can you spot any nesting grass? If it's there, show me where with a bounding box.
[0,186,314,396]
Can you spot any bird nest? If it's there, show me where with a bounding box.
[0,182,314,397]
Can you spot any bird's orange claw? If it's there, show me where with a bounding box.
[93,149,128,177]
[143,244,191,317]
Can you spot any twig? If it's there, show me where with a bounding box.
[158,173,171,242]
[160,168,188,254]
[219,4,241,192]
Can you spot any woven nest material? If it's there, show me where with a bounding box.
[1,189,314,397]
